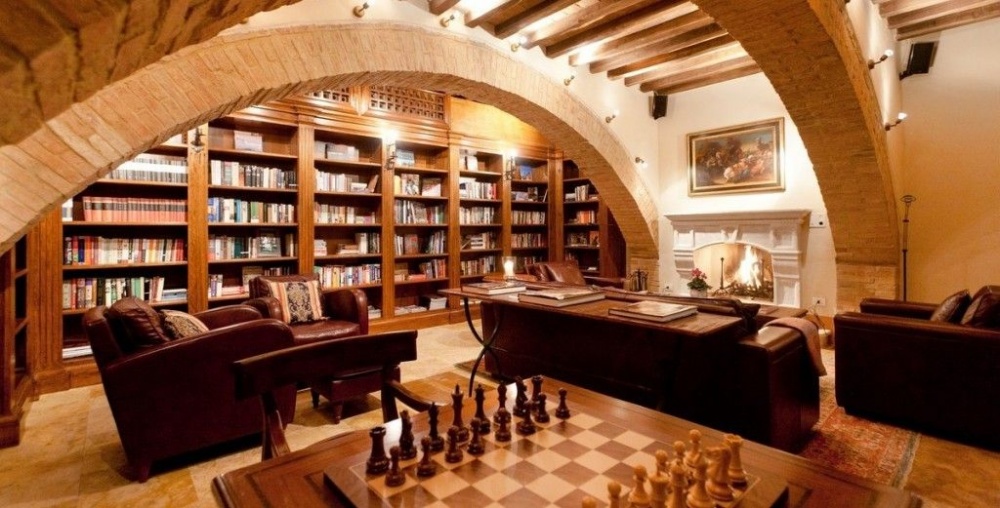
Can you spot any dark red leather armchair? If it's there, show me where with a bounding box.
[526,260,624,288]
[83,303,296,482]
[834,291,1000,449]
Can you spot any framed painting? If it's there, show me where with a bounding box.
[688,118,784,196]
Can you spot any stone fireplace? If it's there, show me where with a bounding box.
[665,210,810,307]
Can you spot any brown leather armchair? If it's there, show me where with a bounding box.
[244,274,382,422]
[83,302,297,482]
[834,289,1000,449]
[526,260,624,288]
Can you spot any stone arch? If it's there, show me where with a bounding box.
[0,22,659,271]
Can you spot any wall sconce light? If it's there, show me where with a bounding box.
[383,130,398,170]
[190,128,205,154]
[353,0,373,17]
[504,150,518,180]
[440,12,456,27]
[511,35,527,52]
[634,156,648,169]
[605,109,619,123]
[867,49,894,69]
[563,73,575,86]
[885,112,907,131]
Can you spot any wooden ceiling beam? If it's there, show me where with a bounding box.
[630,54,755,89]
[879,0,946,17]
[429,0,463,16]
[643,63,762,95]
[568,10,713,67]
[494,0,582,40]
[466,1,515,29]
[888,0,998,29]
[622,43,746,86]
[527,0,658,49]
[895,2,1000,38]
[604,32,734,78]
[543,1,692,58]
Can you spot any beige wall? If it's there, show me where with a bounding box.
[900,19,1000,302]
[656,73,838,312]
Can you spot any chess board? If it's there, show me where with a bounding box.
[324,407,787,508]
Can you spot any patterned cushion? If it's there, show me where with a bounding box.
[160,310,210,339]
[929,289,971,323]
[107,297,171,352]
[268,279,324,324]
[960,286,1000,329]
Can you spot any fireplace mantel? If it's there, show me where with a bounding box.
[665,210,810,307]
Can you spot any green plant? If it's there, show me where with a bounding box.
[687,268,711,291]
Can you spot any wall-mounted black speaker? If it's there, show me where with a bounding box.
[651,93,668,120]
[900,41,937,80]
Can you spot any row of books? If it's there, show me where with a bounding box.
[394,174,442,197]
[512,210,547,225]
[421,294,447,310]
[566,184,594,202]
[570,209,598,224]
[107,153,188,183]
[394,259,447,280]
[314,204,378,225]
[73,196,187,223]
[367,305,382,319]
[394,231,446,255]
[461,231,497,250]
[393,200,447,225]
[64,236,186,266]
[209,160,296,189]
[207,198,296,224]
[459,255,497,276]
[323,232,381,255]
[316,171,378,193]
[62,276,179,310]
[511,187,544,202]
[315,141,361,161]
[394,304,429,315]
[567,231,600,247]
[459,206,497,225]
[208,274,246,298]
[313,263,382,287]
[207,233,295,260]
[457,178,498,200]
[512,233,546,248]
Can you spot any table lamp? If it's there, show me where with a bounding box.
[502,256,516,281]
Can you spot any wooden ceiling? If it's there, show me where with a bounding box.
[427,0,1000,96]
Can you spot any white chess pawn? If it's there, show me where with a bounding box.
[724,433,748,486]
[705,445,734,501]
[666,462,686,508]
[685,454,713,508]
[628,464,651,507]
[581,495,598,508]
[608,480,623,508]
[654,449,670,478]
[684,429,702,469]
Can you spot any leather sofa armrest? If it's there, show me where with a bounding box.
[584,275,625,288]
[194,304,262,330]
[858,298,936,319]
[323,288,369,334]
[245,296,283,320]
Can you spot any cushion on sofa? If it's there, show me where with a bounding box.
[107,297,171,352]
[160,310,210,339]
[960,286,1000,329]
[268,279,324,324]
[929,289,972,323]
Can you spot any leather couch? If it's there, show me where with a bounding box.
[835,287,1000,449]
[84,301,296,481]
[526,260,625,288]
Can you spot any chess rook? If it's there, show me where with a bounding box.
[531,375,543,402]
[725,434,748,486]
[365,426,390,475]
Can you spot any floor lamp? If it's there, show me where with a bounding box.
[901,195,916,301]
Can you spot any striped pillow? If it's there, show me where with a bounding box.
[267,279,324,324]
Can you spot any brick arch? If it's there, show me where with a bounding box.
[691,1,900,306]
[0,22,659,270]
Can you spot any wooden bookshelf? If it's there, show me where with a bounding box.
[0,232,35,447]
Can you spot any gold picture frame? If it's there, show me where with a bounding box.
[687,118,785,196]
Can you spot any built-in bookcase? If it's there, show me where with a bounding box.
[563,160,602,275]
[457,148,503,282]
[1,231,34,446]
[508,154,550,272]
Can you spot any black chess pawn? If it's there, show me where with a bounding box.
[398,410,417,460]
[494,383,508,424]
[531,375,543,402]
[555,387,571,419]
[451,385,470,442]
[427,402,445,452]
[445,426,464,463]
[366,426,390,475]
[385,446,406,487]
[516,400,537,435]
[535,392,551,423]
[474,384,491,434]
[467,418,485,455]
[416,437,437,478]
[513,376,528,418]
[494,407,512,442]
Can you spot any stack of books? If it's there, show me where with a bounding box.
[608,300,698,323]
[516,287,604,307]
[462,281,527,295]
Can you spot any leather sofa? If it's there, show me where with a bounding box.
[526,260,625,288]
[84,301,296,481]
[835,286,1000,449]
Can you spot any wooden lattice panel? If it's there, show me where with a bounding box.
[369,86,446,121]
[308,88,352,105]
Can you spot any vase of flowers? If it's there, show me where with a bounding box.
[687,268,711,298]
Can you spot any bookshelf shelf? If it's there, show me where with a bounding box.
[314,158,382,169]
[314,191,381,198]
[208,257,298,265]
[208,148,298,161]
[207,222,299,227]
[63,221,188,227]
[62,261,188,271]
[394,277,449,286]
[90,180,188,189]
[315,254,382,261]
[208,185,298,194]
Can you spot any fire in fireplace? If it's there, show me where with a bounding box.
[693,243,774,302]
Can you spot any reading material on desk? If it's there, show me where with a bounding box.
[609,300,698,323]
[461,281,527,295]
[517,286,605,307]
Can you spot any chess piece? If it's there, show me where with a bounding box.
[531,375,543,402]
[513,376,528,417]
[535,392,550,423]
[654,449,669,478]
[474,384,491,433]
[494,382,508,424]
[684,429,702,469]
[416,437,437,477]
[385,446,406,487]
[427,402,445,452]
[649,471,669,508]
[445,426,464,463]
[366,426,390,475]
[608,480,623,508]
[555,387,571,419]
[398,410,417,460]
[686,454,713,508]
[672,440,686,469]
[628,464,651,507]
[451,385,470,442]
[467,418,485,455]
[494,407,512,442]
[516,400,537,435]
[666,462,686,508]
[581,496,598,508]
[705,446,734,501]
[724,433,748,486]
